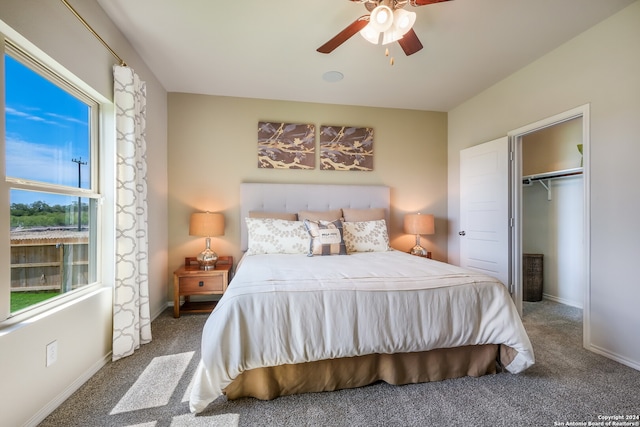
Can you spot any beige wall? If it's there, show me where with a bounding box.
[168,94,448,287]
[448,2,640,368]
[0,1,168,425]
[522,117,583,176]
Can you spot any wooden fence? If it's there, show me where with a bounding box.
[10,235,88,292]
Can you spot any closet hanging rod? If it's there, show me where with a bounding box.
[522,167,583,185]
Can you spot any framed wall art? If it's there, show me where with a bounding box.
[257,122,315,169]
[319,125,373,171]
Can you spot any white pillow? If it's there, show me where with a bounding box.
[245,218,309,255]
[343,219,390,253]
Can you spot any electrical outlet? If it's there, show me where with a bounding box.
[46,340,58,367]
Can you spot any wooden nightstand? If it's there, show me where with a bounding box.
[173,256,233,318]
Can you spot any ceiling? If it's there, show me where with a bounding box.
[96,0,635,112]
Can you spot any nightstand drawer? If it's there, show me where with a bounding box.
[179,275,224,294]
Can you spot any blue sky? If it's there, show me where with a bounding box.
[4,53,91,206]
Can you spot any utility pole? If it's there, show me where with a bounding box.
[71,157,86,231]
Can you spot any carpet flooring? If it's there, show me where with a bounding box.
[39,300,640,426]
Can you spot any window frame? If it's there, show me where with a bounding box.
[1,29,109,324]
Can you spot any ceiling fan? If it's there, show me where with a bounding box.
[317,0,452,56]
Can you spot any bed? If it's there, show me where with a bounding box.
[189,183,534,413]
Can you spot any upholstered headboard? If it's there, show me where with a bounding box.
[240,183,390,251]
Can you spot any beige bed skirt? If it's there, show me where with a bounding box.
[224,344,512,400]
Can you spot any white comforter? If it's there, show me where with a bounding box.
[190,250,534,413]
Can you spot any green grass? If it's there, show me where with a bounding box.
[11,291,60,313]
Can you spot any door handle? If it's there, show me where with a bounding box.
[458,231,466,236]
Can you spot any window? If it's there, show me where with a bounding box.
[2,39,101,318]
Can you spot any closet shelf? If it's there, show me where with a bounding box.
[522,167,583,201]
[522,167,583,185]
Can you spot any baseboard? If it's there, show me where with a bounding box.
[24,352,112,427]
[151,300,171,321]
[542,293,583,309]
[588,343,640,372]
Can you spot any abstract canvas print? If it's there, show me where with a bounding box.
[257,122,315,169]
[319,125,373,171]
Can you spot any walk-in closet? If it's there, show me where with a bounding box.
[521,117,585,309]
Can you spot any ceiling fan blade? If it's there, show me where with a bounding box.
[317,15,370,54]
[397,29,423,56]
[409,0,452,6]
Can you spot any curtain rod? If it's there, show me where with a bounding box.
[60,0,127,66]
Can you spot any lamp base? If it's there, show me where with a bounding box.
[197,249,218,270]
[197,237,218,270]
[410,244,428,257]
[410,234,428,257]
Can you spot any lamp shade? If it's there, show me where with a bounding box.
[381,9,416,45]
[360,23,381,44]
[381,28,403,45]
[369,5,394,33]
[404,213,435,235]
[189,212,225,237]
[393,9,416,36]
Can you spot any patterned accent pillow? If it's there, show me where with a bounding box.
[245,218,309,255]
[303,219,347,256]
[343,219,390,253]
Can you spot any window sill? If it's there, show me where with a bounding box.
[0,283,110,335]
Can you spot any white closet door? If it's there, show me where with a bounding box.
[459,136,510,288]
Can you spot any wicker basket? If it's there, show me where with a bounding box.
[523,254,543,302]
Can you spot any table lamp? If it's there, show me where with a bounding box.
[189,212,225,270]
[403,213,435,256]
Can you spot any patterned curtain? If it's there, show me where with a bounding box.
[112,65,151,361]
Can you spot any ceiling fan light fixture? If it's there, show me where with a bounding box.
[381,28,402,45]
[360,23,381,44]
[393,9,416,36]
[369,5,394,32]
